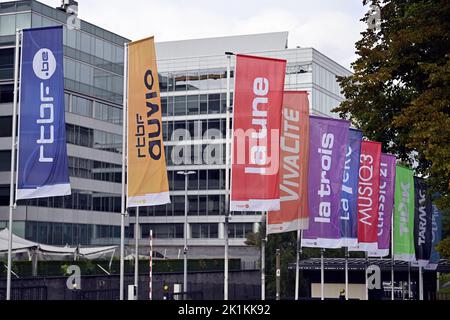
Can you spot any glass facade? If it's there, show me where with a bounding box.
[25,221,124,245]
[191,223,219,239]
[229,223,254,239]
[66,123,122,153]
[141,223,183,239]
[14,189,122,213]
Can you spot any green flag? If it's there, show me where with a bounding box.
[394,166,415,261]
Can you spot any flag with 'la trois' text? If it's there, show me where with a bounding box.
[302,116,349,249]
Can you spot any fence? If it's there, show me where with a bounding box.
[64,288,119,300]
[0,270,260,300]
[0,286,47,300]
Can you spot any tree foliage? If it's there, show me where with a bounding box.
[436,236,450,260]
[334,0,450,212]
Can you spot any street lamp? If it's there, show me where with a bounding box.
[176,170,196,298]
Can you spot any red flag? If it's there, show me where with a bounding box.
[356,141,382,251]
[267,91,310,233]
[230,54,286,212]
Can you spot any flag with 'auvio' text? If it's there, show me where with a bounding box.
[127,37,170,207]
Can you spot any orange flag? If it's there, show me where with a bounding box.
[267,91,310,234]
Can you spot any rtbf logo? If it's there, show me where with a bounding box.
[33,49,56,80]
[33,49,56,163]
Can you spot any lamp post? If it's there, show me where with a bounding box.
[177,170,196,298]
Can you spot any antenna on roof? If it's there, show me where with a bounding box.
[58,0,80,30]
[58,0,78,13]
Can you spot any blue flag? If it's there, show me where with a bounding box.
[339,129,362,247]
[16,26,70,200]
[425,205,442,270]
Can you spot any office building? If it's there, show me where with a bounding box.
[0,0,128,245]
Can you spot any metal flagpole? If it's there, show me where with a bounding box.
[183,173,188,297]
[320,249,325,301]
[419,266,423,300]
[6,29,21,301]
[437,271,440,294]
[261,211,266,301]
[224,209,229,301]
[391,205,395,300]
[119,42,129,301]
[345,247,349,300]
[134,206,139,299]
[365,252,369,300]
[294,229,302,300]
[224,51,233,301]
[149,229,153,300]
[276,249,281,300]
[408,262,411,299]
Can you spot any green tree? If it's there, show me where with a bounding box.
[334,0,450,213]
[436,237,450,259]
[245,225,301,298]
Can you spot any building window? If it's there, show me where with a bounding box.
[19,189,121,213]
[172,196,185,216]
[141,223,183,239]
[68,156,121,183]
[174,96,186,115]
[191,223,219,239]
[66,123,122,154]
[0,116,12,137]
[72,95,93,117]
[94,101,122,124]
[0,151,11,171]
[229,223,253,239]
[0,48,14,80]
[0,84,14,103]
[25,221,118,246]
[0,185,9,206]
[208,94,220,114]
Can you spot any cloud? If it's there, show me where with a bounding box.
[291,11,366,69]
[9,0,368,69]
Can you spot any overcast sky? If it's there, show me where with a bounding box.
[4,0,370,69]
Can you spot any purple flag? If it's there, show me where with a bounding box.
[339,129,362,247]
[302,116,350,248]
[369,154,396,257]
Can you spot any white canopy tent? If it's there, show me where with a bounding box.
[0,228,117,260]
